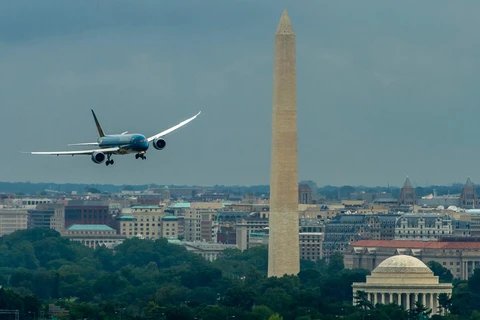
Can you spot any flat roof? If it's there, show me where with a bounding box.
[131,205,162,209]
[351,239,480,250]
[171,202,190,208]
[117,215,135,220]
[67,224,114,231]
[250,232,267,237]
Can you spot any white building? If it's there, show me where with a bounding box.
[395,214,453,240]
[0,208,28,236]
[64,224,125,249]
[168,239,237,261]
[352,255,452,315]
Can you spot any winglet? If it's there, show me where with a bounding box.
[91,109,105,138]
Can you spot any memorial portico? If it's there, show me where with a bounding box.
[352,255,452,316]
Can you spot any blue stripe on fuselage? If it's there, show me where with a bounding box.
[98,134,149,152]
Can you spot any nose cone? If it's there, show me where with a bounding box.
[133,139,149,152]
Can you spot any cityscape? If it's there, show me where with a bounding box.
[2,175,480,319]
[2,2,480,320]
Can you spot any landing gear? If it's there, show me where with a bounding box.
[106,154,115,166]
[135,153,146,160]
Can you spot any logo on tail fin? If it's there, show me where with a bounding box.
[91,109,105,137]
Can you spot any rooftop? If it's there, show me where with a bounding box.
[250,232,267,237]
[131,205,162,209]
[67,224,114,231]
[162,215,179,221]
[117,215,135,220]
[373,255,431,274]
[171,202,190,209]
[352,239,480,250]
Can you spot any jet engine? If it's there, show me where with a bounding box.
[153,138,166,150]
[91,152,106,164]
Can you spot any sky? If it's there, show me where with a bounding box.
[1,0,479,187]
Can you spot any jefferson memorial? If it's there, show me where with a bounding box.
[352,255,452,315]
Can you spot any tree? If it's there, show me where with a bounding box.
[408,301,431,319]
[449,283,472,317]
[251,305,274,320]
[2,228,475,320]
[371,303,408,320]
[85,187,101,194]
[427,261,453,283]
[222,284,256,310]
[438,292,452,315]
[194,305,227,320]
[327,252,344,274]
[144,301,166,319]
[339,186,355,199]
[353,290,373,311]
[469,269,480,294]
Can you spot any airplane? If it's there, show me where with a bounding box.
[28,109,201,166]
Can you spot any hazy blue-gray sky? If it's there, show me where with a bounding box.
[1,0,479,187]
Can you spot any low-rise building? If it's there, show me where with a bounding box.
[395,213,454,240]
[64,224,125,249]
[117,205,167,239]
[0,208,28,236]
[64,200,111,228]
[236,217,269,251]
[322,214,400,261]
[162,215,179,238]
[300,232,323,261]
[28,203,65,232]
[168,239,237,261]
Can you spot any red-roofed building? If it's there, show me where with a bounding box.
[345,239,480,280]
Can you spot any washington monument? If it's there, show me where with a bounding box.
[268,9,300,277]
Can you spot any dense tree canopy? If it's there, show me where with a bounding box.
[0,229,480,319]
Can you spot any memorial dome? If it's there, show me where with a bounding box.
[373,255,432,274]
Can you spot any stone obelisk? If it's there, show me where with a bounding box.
[268,9,300,277]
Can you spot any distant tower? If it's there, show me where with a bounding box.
[398,176,416,206]
[268,9,300,277]
[298,184,312,204]
[460,177,478,209]
[162,185,170,202]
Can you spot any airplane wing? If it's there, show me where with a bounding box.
[27,147,119,156]
[147,111,201,142]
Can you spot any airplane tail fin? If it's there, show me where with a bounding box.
[91,109,105,137]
